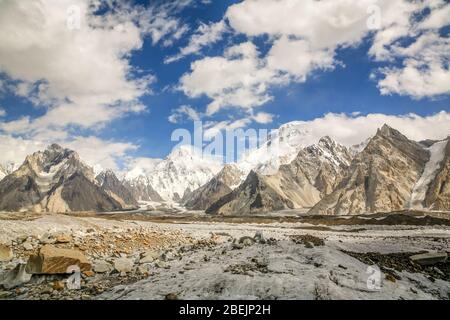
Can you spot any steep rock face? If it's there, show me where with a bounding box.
[206,171,296,215]
[289,136,352,196]
[424,138,450,210]
[60,172,122,212]
[205,137,350,215]
[0,144,122,212]
[309,125,429,215]
[182,164,245,210]
[122,175,163,202]
[96,170,138,208]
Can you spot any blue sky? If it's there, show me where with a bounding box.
[0,0,449,170]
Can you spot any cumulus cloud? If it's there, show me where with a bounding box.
[180,0,450,118]
[180,42,281,115]
[0,0,187,134]
[0,0,191,170]
[281,111,450,147]
[376,32,450,98]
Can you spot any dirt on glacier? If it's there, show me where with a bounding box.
[0,211,449,300]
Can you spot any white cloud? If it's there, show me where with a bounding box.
[168,105,201,123]
[0,108,5,117]
[0,0,185,133]
[281,111,450,147]
[267,36,336,80]
[180,0,449,117]
[252,112,275,124]
[180,42,281,115]
[377,32,450,98]
[165,20,228,64]
[123,157,163,179]
[0,0,191,171]
[204,118,252,139]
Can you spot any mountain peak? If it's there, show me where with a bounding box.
[378,124,397,136]
[167,145,198,160]
[47,143,64,151]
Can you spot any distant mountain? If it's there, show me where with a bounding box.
[182,164,245,210]
[122,175,163,202]
[0,144,123,212]
[134,145,222,201]
[206,137,352,215]
[289,136,352,196]
[237,122,313,175]
[309,125,430,215]
[96,170,138,209]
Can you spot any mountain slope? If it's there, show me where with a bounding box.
[183,164,245,210]
[309,125,430,215]
[0,144,123,212]
[289,136,352,196]
[205,170,299,215]
[96,170,138,209]
[205,137,351,215]
[122,175,163,202]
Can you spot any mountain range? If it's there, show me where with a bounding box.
[0,125,449,215]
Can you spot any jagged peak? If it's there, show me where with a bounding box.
[378,124,398,136]
[374,124,412,143]
[47,143,64,151]
[318,135,333,144]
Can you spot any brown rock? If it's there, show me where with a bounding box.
[56,234,73,244]
[385,274,396,283]
[83,270,95,277]
[0,243,13,262]
[26,245,91,274]
[165,293,178,300]
[53,280,65,291]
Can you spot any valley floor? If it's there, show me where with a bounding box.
[0,211,449,300]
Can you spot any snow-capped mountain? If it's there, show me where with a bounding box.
[237,122,312,175]
[310,125,431,215]
[0,144,126,212]
[123,175,163,202]
[126,145,223,202]
[206,137,352,215]
[235,120,360,176]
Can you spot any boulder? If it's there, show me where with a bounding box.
[56,234,73,244]
[0,244,13,262]
[114,257,133,273]
[409,252,448,266]
[254,231,266,244]
[26,245,91,274]
[140,250,160,264]
[22,241,34,251]
[0,264,32,289]
[93,260,111,273]
[238,236,255,246]
[39,233,56,244]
